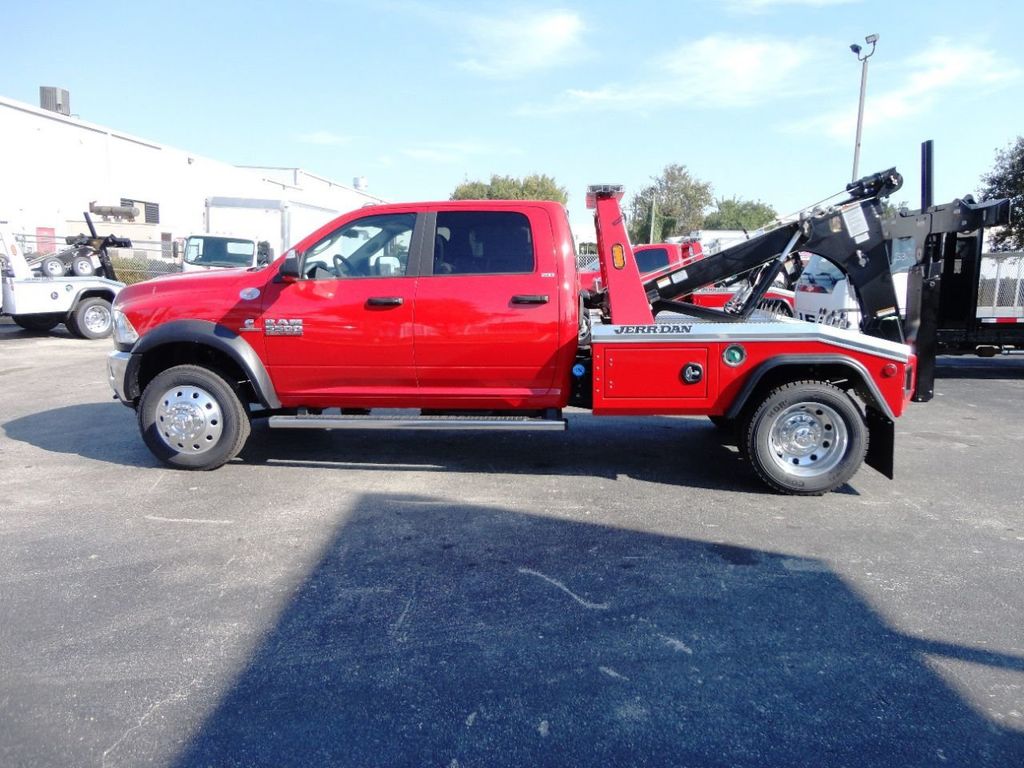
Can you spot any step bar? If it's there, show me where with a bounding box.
[268,413,567,432]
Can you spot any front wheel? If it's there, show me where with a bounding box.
[138,365,251,470]
[742,380,867,495]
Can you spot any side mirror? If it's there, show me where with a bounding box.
[278,255,301,282]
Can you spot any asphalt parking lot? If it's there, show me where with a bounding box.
[1,320,1022,767]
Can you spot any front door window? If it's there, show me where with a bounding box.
[302,213,415,280]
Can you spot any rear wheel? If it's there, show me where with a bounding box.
[66,297,112,339]
[138,365,251,470]
[742,380,867,495]
[12,314,62,332]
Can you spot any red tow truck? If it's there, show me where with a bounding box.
[106,169,1008,494]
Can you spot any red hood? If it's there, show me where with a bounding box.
[115,267,270,335]
[119,267,253,298]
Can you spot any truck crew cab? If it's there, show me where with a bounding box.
[106,171,1008,494]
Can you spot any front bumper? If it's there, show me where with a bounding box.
[107,350,135,407]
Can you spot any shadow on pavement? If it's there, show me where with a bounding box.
[237,415,769,492]
[935,355,1024,380]
[2,401,157,468]
[171,493,1023,767]
[3,406,770,492]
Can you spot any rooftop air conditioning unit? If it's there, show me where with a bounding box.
[40,87,70,116]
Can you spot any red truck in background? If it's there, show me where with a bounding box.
[106,170,1008,495]
[583,240,798,316]
[580,242,702,292]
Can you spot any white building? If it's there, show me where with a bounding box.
[0,92,383,257]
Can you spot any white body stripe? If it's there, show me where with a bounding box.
[591,316,911,363]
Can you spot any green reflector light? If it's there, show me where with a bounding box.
[723,344,746,367]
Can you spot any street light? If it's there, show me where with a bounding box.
[850,33,879,182]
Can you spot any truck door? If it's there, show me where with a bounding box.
[413,208,563,409]
[259,211,421,404]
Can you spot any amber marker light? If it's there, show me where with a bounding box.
[612,244,626,269]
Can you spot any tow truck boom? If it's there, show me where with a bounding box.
[593,169,1009,357]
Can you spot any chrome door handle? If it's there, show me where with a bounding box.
[511,294,549,305]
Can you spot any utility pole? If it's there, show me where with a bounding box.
[850,33,879,182]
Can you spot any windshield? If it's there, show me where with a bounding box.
[184,237,256,268]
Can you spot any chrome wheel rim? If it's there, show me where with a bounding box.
[44,261,63,276]
[155,385,224,454]
[767,401,848,478]
[83,305,111,335]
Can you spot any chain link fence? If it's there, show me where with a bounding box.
[14,232,182,285]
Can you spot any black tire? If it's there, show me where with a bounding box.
[66,297,113,339]
[39,256,66,277]
[12,314,62,332]
[138,365,251,470]
[742,380,867,496]
[71,254,95,276]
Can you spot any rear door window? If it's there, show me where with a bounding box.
[432,211,534,275]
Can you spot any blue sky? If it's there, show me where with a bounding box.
[6,0,1023,235]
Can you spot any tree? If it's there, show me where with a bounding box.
[979,136,1024,250]
[451,174,568,204]
[703,197,777,231]
[627,164,713,244]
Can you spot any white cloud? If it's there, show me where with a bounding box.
[522,35,817,114]
[457,9,585,78]
[296,130,353,146]
[792,38,1022,142]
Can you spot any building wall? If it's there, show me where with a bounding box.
[0,94,383,254]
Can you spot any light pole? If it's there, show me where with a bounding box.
[648,196,657,243]
[850,33,879,182]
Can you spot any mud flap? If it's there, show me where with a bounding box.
[865,406,894,479]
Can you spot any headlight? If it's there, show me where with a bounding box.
[112,308,139,347]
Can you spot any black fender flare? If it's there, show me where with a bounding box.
[724,354,897,479]
[129,319,281,408]
[724,354,896,421]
